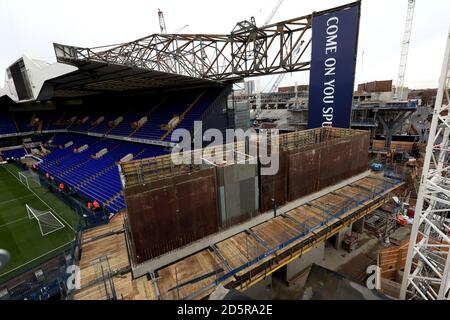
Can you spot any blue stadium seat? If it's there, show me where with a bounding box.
[37,134,167,214]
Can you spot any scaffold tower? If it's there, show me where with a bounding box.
[400,28,450,300]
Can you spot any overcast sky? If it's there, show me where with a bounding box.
[0,0,449,90]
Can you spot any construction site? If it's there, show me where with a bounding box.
[0,0,449,303]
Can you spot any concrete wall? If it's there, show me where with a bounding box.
[216,164,259,228]
[352,217,365,233]
[243,274,273,300]
[333,224,353,250]
[286,242,325,281]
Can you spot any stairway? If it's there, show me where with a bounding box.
[105,107,136,136]
[128,98,167,137]
[160,90,206,141]
[104,191,123,209]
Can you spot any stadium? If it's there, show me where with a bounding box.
[0,0,449,304]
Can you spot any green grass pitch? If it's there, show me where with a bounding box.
[0,163,81,283]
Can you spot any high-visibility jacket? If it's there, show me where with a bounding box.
[59,183,64,190]
[93,200,100,209]
[45,173,50,178]
[87,202,92,209]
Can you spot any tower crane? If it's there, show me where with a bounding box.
[157,10,189,73]
[263,0,284,26]
[174,24,189,34]
[265,40,304,93]
[254,0,284,109]
[158,9,189,34]
[400,28,450,300]
[158,9,167,34]
[395,0,416,100]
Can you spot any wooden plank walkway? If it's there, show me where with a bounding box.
[73,213,153,300]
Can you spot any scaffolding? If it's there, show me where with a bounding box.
[400,28,450,300]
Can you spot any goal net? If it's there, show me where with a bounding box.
[26,204,65,236]
[18,170,41,190]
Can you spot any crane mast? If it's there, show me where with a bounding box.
[395,0,416,100]
[266,40,304,93]
[400,28,450,300]
[158,9,167,34]
[255,0,284,108]
[264,0,284,26]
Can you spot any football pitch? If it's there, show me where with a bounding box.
[0,163,81,282]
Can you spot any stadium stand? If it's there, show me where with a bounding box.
[162,87,224,141]
[2,86,226,216]
[37,134,168,213]
[89,110,123,134]
[1,148,27,159]
[14,111,35,133]
[0,109,17,135]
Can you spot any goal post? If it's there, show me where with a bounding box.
[26,204,65,236]
[18,170,41,190]
[18,172,30,189]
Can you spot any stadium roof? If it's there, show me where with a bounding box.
[45,60,222,99]
[0,55,222,104]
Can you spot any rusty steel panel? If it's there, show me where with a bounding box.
[351,132,370,174]
[175,175,219,241]
[287,132,369,202]
[260,150,288,212]
[318,140,351,189]
[358,80,392,93]
[124,168,218,263]
[288,146,320,200]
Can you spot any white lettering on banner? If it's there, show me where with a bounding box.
[321,16,339,127]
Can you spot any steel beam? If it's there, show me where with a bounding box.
[53,13,314,81]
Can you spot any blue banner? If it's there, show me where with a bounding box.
[307,2,360,129]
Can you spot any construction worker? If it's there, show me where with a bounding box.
[45,172,50,179]
[93,200,100,211]
[59,183,64,191]
[87,201,93,211]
